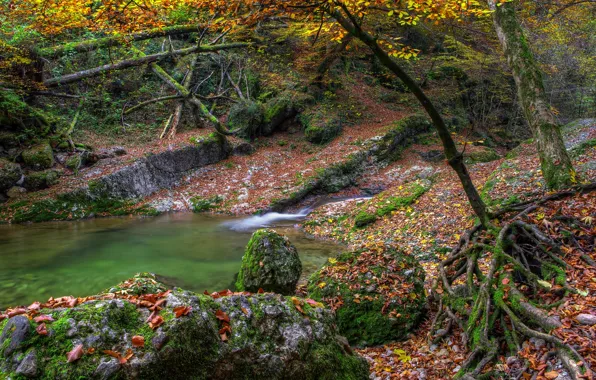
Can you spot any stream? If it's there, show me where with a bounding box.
[0,212,344,309]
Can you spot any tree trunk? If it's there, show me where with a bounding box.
[44,43,246,87]
[37,25,202,58]
[330,8,491,227]
[312,35,353,87]
[488,0,575,189]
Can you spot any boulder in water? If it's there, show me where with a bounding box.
[0,274,368,379]
[236,229,302,295]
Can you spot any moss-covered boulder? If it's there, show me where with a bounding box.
[307,247,426,347]
[261,94,297,136]
[227,100,265,140]
[23,169,61,191]
[236,229,302,295]
[373,114,433,162]
[464,147,500,164]
[0,158,22,192]
[22,142,54,170]
[0,274,368,379]
[300,110,342,145]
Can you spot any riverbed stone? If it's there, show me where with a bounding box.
[307,247,426,347]
[0,274,368,379]
[22,142,54,169]
[0,158,22,192]
[6,186,26,199]
[236,229,302,295]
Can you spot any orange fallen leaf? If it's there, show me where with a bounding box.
[131,335,145,347]
[148,315,164,330]
[173,305,192,318]
[103,350,121,359]
[544,370,559,379]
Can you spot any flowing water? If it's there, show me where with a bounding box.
[0,212,343,309]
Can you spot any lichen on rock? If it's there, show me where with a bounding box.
[236,229,302,295]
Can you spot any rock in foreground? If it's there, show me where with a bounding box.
[236,229,302,295]
[0,274,368,380]
[307,247,426,347]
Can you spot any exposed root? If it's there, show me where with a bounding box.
[430,184,596,379]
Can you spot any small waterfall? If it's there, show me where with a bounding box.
[223,208,310,231]
[223,196,372,232]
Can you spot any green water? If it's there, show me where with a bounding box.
[0,213,342,309]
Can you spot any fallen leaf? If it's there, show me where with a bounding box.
[241,307,249,316]
[173,305,192,318]
[215,310,230,323]
[36,323,48,335]
[132,336,145,347]
[544,370,559,379]
[103,350,121,359]
[67,344,84,363]
[120,349,134,364]
[34,315,54,323]
[7,308,26,317]
[502,278,510,285]
[148,315,164,330]
[28,302,41,311]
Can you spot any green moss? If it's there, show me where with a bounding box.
[465,148,500,164]
[228,100,265,140]
[354,211,377,228]
[190,195,224,212]
[23,169,60,191]
[305,342,369,379]
[22,142,55,169]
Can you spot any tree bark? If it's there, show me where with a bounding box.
[330,7,491,227]
[488,0,575,189]
[43,43,246,87]
[37,25,202,59]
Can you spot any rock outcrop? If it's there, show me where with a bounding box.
[236,229,302,295]
[0,274,368,380]
[22,142,55,170]
[307,247,426,347]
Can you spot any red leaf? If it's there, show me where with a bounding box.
[131,335,145,347]
[215,310,230,323]
[36,323,48,335]
[34,315,54,323]
[0,314,7,322]
[502,278,510,285]
[148,315,164,330]
[67,344,84,363]
[257,288,264,294]
[173,305,192,318]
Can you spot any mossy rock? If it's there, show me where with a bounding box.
[262,94,296,136]
[0,158,22,192]
[307,247,426,347]
[190,195,224,212]
[227,100,265,140]
[354,211,377,228]
[374,114,433,162]
[464,147,500,164]
[236,229,302,295]
[65,155,82,171]
[23,170,61,191]
[22,142,54,170]
[300,110,342,145]
[0,132,19,149]
[0,274,368,379]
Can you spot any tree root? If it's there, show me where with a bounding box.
[430,183,596,379]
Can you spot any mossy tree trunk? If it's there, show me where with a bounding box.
[329,6,491,227]
[488,0,575,189]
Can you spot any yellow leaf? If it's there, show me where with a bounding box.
[318,282,326,289]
